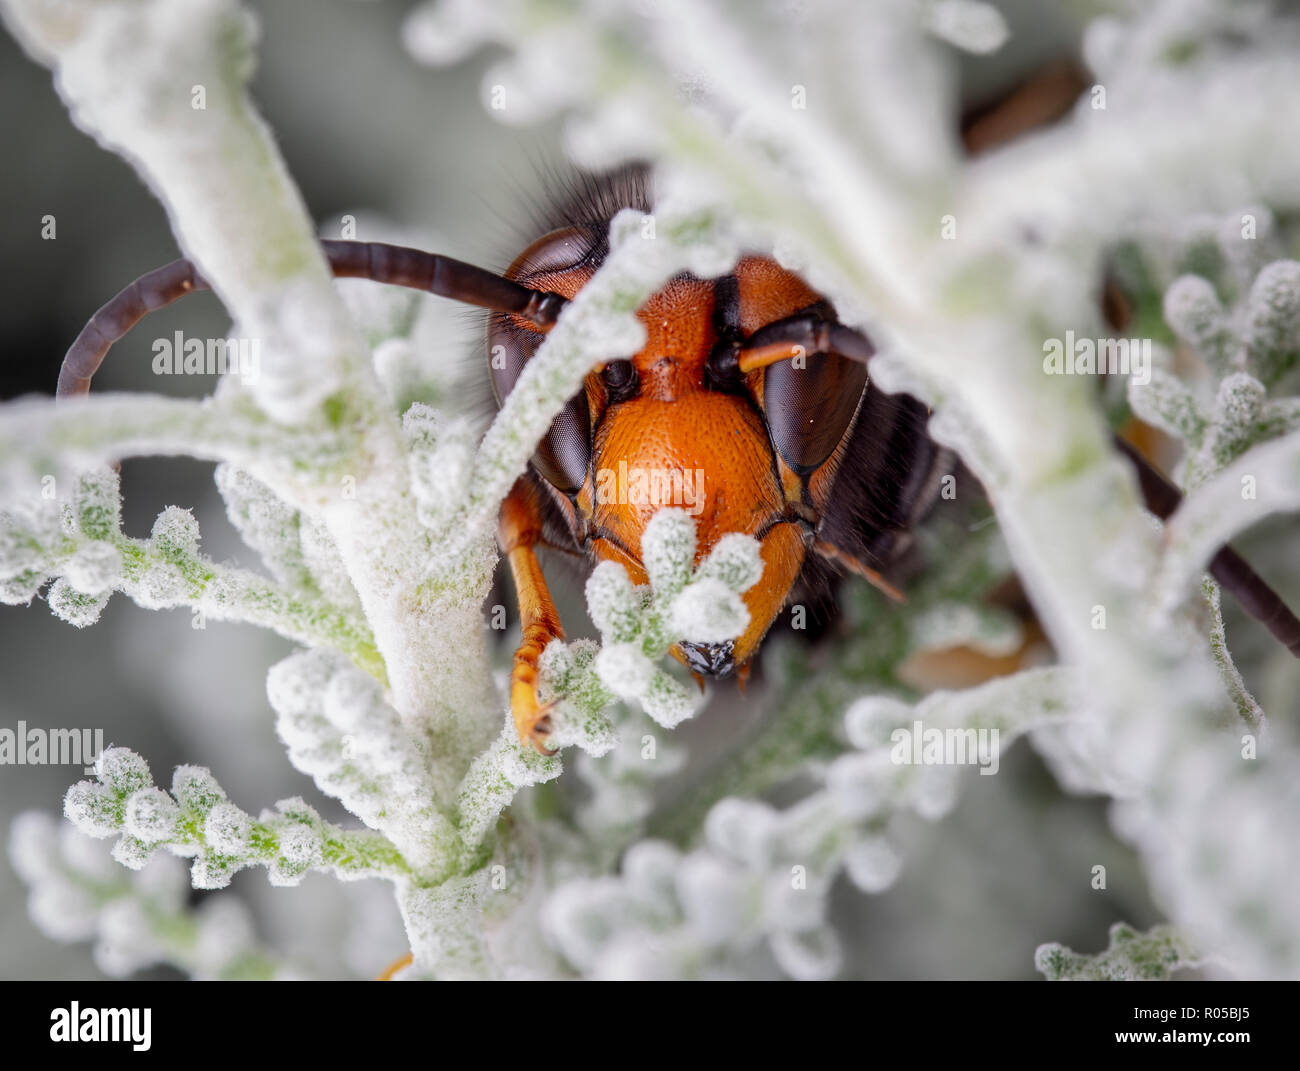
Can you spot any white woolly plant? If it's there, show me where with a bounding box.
[1036,923,1204,983]
[9,811,303,980]
[4,0,1300,980]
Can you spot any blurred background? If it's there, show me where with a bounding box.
[2,0,1278,978]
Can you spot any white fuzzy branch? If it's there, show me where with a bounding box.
[9,812,305,979]
[1151,428,1300,618]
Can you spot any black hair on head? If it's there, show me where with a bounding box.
[532,163,654,233]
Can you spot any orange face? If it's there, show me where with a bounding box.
[503,242,837,678]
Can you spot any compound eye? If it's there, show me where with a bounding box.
[485,226,602,495]
[763,349,868,476]
[488,226,601,406]
[531,393,592,494]
[509,225,601,282]
[486,318,592,494]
